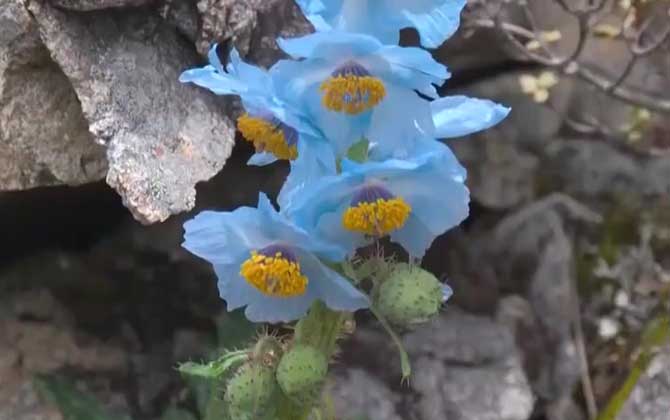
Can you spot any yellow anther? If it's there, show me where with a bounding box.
[342,197,411,236]
[237,114,298,160]
[240,251,308,297]
[320,75,386,115]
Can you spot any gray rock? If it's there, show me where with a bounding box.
[545,139,670,201]
[404,308,516,365]
[195,0,312,65]
[27,1,235,223]
[50,0,152,11]
[616,345,670,420]
[407,309,535,420]
[0,0,106,190]
[331,368,403,420]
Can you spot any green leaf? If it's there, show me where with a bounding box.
[346,138,369,163]
[160,407,197,420]
[34,375,131,420]
[178,351,248,379]
[596,315,670,420]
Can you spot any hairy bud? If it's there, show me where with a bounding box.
[225,362,280,420]
[375,263,448,328]
[276,345,328,406]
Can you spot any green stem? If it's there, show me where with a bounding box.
[294,300,346,357]
[371,306,411,383]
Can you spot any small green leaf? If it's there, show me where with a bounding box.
[34,375,131,420]
[346,138,369,163]
[178,351,248,379]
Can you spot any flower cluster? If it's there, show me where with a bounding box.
[180,0,509,324]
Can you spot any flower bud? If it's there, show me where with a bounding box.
[276,344,328,406]
[375,263,447,328]
[225,362,280,419]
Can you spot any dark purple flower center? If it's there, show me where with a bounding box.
[258,243,298,262]
[332,60,371,78]
[351,184,395,206]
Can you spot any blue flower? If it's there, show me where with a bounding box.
[180,45,330,167]
[271,31,447,156]
[183,193,369,323]
[282,142,469,259]
[369,95,511,160]
[295,0,467,48]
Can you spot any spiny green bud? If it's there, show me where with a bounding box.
[375,263,449,328]
[276,345,328,406]
[225,361,280,419]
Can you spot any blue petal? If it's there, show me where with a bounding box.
[247,152,279,167]
[207,43,225,73]
[182,208,268,265]
[257,193,348,262]
[277,31,382,59]
[294,0,466,48]
[373,45,450,93]
[402,0,467,49]
[367,84,435,159]
[432,95,511,139]
[179,66,249,96]
[226,47,272,92]
[298,250,370,311]
[279,134,338,210]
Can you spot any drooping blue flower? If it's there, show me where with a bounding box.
[180,45,333,168]
[432,95,511,139]
[183,193,369,323]
[295,0,467,49]
[271,31,448,156]
[281,142,469,259]
[368,95,511,160]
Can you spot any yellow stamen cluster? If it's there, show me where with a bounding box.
[240,251,308,297]
[320,75,386,115]
[343,197,411,236]
[237,114,298,160]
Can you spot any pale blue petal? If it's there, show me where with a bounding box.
[432,95,511,139]
[182,209,268,265]
[226,47,272,92]
[402,0,467,49]
[294,0,466,48]
[207,44,225,73]
[247,153,278,167]
[367,84,435,159]
[179,67,249,96]
[298,250,370,311]
[257,193,347,261]
[214,262,259,311]
[373,45,450,92]
[279,134,337,210]
[277,31,382,59]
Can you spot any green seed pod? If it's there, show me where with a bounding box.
[375,263,448,328]
[276,345,328,406]
[225,362,280,419]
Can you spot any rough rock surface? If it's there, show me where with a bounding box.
[27,1,235,223]
[616,345,670,420]
[50,0,151,11]
[331,369,403,420]
[406,309,535,420]
[0,1,106,190]
[195,0,312,65]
